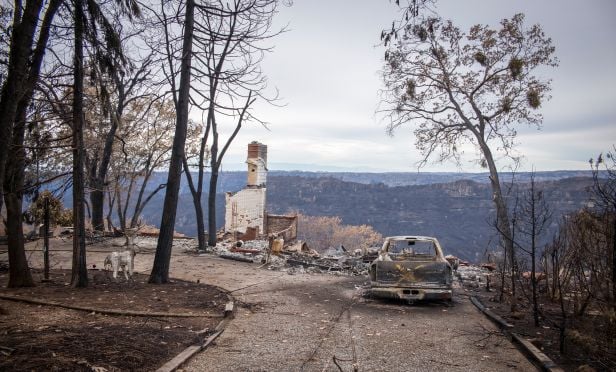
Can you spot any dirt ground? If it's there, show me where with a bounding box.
[466,278,615,371]
[0,268,228,372]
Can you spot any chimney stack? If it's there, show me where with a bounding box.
[246,141,267,187]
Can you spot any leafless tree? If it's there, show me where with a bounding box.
[297,214,382,254]
[544,232,572,353]
[84,42,156,232]
[109,97,177,231]
[380,14,557,299]
[590,147,616,310]
[546,209,614,356]
[148,0,282,282]
[517,171,552,326]
[71,0,91,288]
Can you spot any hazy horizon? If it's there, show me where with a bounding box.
[217,162,595,174]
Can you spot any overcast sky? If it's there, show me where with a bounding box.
[213,0,616,173]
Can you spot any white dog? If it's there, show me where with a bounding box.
[104,249,136,280]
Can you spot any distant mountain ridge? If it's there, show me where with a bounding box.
[264,170,596,187]
[138,169,596,192]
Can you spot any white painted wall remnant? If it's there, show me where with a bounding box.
[247,158,267,187]
[225,188,266,234]
[225,141,268,235]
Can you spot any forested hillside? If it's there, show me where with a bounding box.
[266,176,594,261]
[134,172,595,261]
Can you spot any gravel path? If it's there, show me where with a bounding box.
[179,258,536,372]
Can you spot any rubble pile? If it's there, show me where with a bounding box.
[207,240,268,263]
[456,264,492,289]
[286,254,368,275]
[172,238,199,252]
[205,239,370,276]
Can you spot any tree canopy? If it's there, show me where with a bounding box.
[381,13,558,167]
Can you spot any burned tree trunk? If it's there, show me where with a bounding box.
[4,102,34,288]
[206,93,253,247]
[90,110,119,232]
[194,198,207,250]
[182,156,207,250]
[183,135,209,251]
[149,0,195,284]
[89,181,105,231]
[71,0,88,288]
[207,163,219,247]
[477,137,517,308]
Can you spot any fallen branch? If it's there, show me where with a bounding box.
[0,294,223,318]
[219,253,254,263]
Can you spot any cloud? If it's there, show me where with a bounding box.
[194,0,616,173]
[517,125,616,170]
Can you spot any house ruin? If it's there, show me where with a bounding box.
[225,141,297,241]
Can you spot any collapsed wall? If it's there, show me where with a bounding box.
[225,188,266,235]
[266,214,297,241]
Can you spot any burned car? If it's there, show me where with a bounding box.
[368,236,453,302]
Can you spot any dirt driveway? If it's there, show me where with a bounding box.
[181,262,537,372]
[8,237,536,371]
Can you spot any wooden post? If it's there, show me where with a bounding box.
[43,197,50,281]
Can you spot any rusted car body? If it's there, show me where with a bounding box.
[368,236,453,301]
